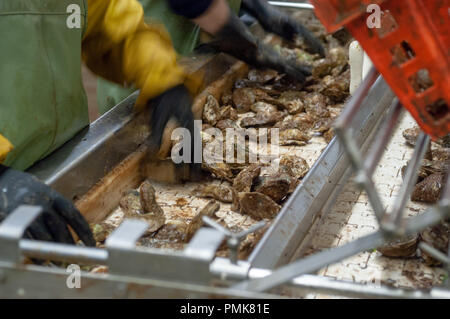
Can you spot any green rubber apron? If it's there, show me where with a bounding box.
[97,0,241,115]
[0,0,88,171]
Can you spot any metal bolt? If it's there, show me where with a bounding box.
[202,216,266,265]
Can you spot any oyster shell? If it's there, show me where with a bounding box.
[233,163,262,193]
[238,192,281,220]
[279,155,310,179]
[119,181,166,234]
[378,235,419,258]
[193,184,234,203]
[411,173,445,203]
[420,220,450,266]
[203,95,221,126]
[186,200,220,240]
[240,111,285,128]
[253,174,291,203]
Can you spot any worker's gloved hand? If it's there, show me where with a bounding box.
[198,12,312,83]
[241,0,325,57]
[147,84,202,180]
[0,165,95,246]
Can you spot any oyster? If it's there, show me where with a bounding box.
[119,181,166,234]
[250,101,278,114]
[193,184,234,203]
[90,222,115,243]
[402,126,421,146]
[377,235,419,258]
[279,155,310,179]
[221,92,233,105]
[432,147,450,162]
[248,69,278,83]
[303,93,330,119]
[313,117,335,133]
[278,91,305,114]
[438,134,450,148]
[320,72,350,103]
[186,200,220,241]
[139,181,165,217]
[420,220,450,266]
[233,163,262,193]
[218,105,238,121]
[238,192,281,220]
[401,159,447,182]
[216,119,240,131]
[411,173,445,203]
[253,174,291,203]
[139,226,187,249]
[240,111,285,128]
[202,162,234,182]
[323,129,335,143]
[312,47,347,78]
[203,95,221,126]
[274,113,314,131]
[232,87,273,113]
[279,129,311,146]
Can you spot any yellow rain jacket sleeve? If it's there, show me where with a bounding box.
[0,135,13,164]
[82,0,201,111]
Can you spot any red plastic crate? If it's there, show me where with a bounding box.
[311,0,450,140]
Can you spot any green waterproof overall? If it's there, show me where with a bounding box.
[0,0,88,170]
[97,0,242,114]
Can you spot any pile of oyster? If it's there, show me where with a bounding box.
[90,11,352,259]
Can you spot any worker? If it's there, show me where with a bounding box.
[97,0,325,114]
[0,0,200,246]
[0,0,322,246]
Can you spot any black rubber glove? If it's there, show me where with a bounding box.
[147,84,202,179]
[197,12,313,83]
[241,0,325,57]
[0,165,95,246]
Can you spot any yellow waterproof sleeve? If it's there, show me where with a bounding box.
[0,134,13,164]
[82,0,201,110]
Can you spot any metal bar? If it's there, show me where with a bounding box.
[245,271,450,299]
[0,206,43,263]
[336,128,386,222]
[384,132,430,231]
[418,243,449,266]
[0,261,283,299]
[20,240,108,265]
[364,100,403,176]
[249,77,396,269]
[268,2,314,10]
